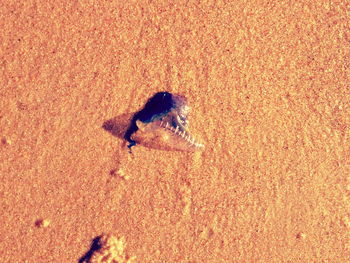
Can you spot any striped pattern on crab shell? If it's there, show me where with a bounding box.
[132,119,204,152]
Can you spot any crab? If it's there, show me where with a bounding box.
[124,91,204,152]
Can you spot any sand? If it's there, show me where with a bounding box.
[1,0,350,262]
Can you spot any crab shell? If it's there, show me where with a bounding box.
[124,92,204,152]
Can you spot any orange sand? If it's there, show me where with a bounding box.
[1,0,350,262]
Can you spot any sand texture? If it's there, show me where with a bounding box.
[1,0,350,262]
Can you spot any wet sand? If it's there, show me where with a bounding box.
[1,0,350,262]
